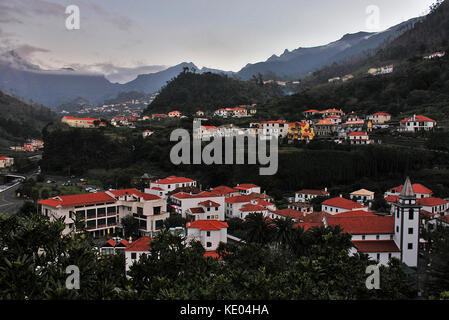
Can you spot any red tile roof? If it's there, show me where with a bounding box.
[186,220,228,231]
[322,197,366,210]
[400,115,436,123]
[125,236,153,252]
[38,192,116,208]
[108,189,161,201]
[333,210,376,217]
[234,184,260,190]
[199,200,221,208]
[274,208,304,220]
[389,183,432,195]
[211,186,238,195]
[239,204,266,212]
[326,214,394,234]
[352,240,400,253]
[295,222,323,231]
[348,132,368,136]
[296,189,329,196]
[225,195,255,204]
[384,195,399,203]
[189,207,205,214]
[418,197,448,207]
[154,176,195,184]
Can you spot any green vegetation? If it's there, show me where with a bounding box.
[0,211,416,299]
[145,68,283,115]
[0,90,57,148]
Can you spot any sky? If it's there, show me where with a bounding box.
[0,0,437,82]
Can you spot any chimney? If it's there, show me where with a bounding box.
[339,194,342,197]
[128,236,132,244]
[324,187,328,192]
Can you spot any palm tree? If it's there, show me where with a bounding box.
[243,213,275,245]
[273,217,295,249]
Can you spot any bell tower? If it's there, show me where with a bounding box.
[393,177,421,267]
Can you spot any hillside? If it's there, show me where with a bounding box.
[145,69,284,115]
[0,90,57,147]
[258,1,449,121]
[258,55,449,122]
[236,18,418,80]
[304,0,449,86]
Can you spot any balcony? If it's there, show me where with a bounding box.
[97,212,106,218]
[107,211,116,216]
[107,222,117,227]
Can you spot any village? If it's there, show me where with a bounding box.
[37,173,449,274]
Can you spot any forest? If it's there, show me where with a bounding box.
[145,68,283,115]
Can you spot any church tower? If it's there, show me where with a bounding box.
[393,177,421,267]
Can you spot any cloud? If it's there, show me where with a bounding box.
[0,1,65,25]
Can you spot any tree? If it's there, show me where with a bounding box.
[242,213,275,245]
[121,214,139,238]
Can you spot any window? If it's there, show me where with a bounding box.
[206,242,212,248]
[409,209,414,220]
[376,235,380,240]
[376,253,380,261]
[408,228,413,234]
[362,235,366,240]
[131,253,136,260]
[207,231,211,237]
[154,206,161,215]
[388,253,392,260]
[408,243,413,250]
[396,226,399,232]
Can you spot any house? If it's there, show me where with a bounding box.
[170,191,225,220]
[288,202,314,215]
[347,132,371,145]
[0,156,14,168]
[367,112,391,124]
[419,197,449,231]
[168,110,181,118]
[125,236,152,273]
[196,126,218,140]
[230,107,247,117]
[384,183,432,199]
[320,108,345,117]
[342,74,354,82]
[100,237,129,255]
[186,220,228,251]
[225,195,276,219]
[288,122,315,142]
[328,77,341,83]
[350,189,375,204]
[210,186,240,198]
[145,176,197,199]
[196,110,205,116]
[295,189,329,203]
[313,119,336,136]
[303,109,320,117]
[142,130,153,138]
[38,188,168,237]
[61,116,100,128]
[399,114,437,132]
[424,51,445,59]
[321,196,368,215]
[271,208,306,222]
[260,121,289,138]
[234,184,261,195]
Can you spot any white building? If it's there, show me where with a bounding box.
[321,197,368,215]
[347,132,371,145]
[142,130,153,138]
[384,183,432,199]
[124,236,152,273]
[399,114,437,132]
[186,220,228,251]
[38,188,168,237]
[145,176,197,199]
[0,156,14,168]
[170,191,225,220]
[350,189,375,203]
[294,189,329,203]
[234,184,261,195]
